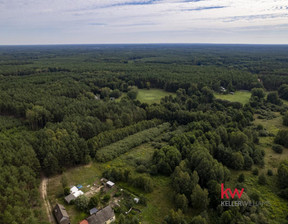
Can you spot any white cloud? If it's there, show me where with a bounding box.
[0,0,287,44]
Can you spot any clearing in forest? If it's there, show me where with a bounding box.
[214,90,251,104]
[137,89,176,104]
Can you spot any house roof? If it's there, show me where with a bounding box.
[106,181,115,187]
[79,220,88,224]
[73,190,84,197]
[65,193,76,204]
[70,186,78,193]
[54,204,70,224]
[89,207,99,215]
[86,206,115,224]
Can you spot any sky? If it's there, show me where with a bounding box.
[0,0,288,45]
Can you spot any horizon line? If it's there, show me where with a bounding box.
[1,42,288,47]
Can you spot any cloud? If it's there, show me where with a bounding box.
[182,6,227,11]
[223,13,288,22]
[0,0,288,44]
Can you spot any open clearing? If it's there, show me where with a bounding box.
[214,90,251,104]
[137,89,176,104]
[47,143,175,224]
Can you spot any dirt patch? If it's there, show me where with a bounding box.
[41,176,55,224]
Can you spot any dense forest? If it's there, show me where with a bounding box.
[0,44,288,224]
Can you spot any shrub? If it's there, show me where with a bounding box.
[258,174,267,185]
[88,195,99,209]
[102,194,111,203]
[64,187,70,196]
[136,165,147,173]
[75,195,89,211]
[267,169,273,176]
[249,192,260,201]
[114,192,122,197]
[272,144,284,154]
[252,168,259,176]
[238,173,245,183]
[274,130,288,148]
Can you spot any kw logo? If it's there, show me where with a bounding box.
[221,183,244,199]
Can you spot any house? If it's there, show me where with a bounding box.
[54,204,70,224]
[89,207,99,215]
[79,220,88,224]
[65,194,76,204]
[106,181,115,188]
[86,206,115,224]
[65,186,84,204]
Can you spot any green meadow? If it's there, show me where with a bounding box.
[137,89,176,104]
[214,91,251,105]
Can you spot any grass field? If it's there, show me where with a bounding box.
[214,91,251,104]
[137,89,176,104]
[243,111,288,223]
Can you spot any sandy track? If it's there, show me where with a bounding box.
[40,176,55,223]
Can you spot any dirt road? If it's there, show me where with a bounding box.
[41,176,55,224]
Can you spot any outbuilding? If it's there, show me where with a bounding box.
[53,204,70,224]
[106,181,115,188]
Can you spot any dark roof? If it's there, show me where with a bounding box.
[65,193,76,204]
[89,207,99,215]
[54,204,70,224]
[87,206,115,224]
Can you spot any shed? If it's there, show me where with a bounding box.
[89,207,99,215]
[65,194,76,204]
[134,198,139,203]
[79,220,88,224]
[53,204,70,224]
[106,181,115,188]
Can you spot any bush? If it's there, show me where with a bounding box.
[257,124,264,130]
[139,195,147,206]
[272,144,284,154]
[238,174,245,183]
[64,187,70,196]
[136,165,147,173]
[258,174,267,185]
[259,130,269,137]
[114,192,122,197]
[283,112,288,126]
[88,195,99,209]
[278,160,288,189]
[274,130,288,148]
[75,195,89,211]
[252,168,259,176]
[102,194,111,203]
[267,169,273,176]
[249,192,260,201]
